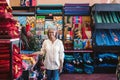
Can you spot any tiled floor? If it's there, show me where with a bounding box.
[60,74,117,80]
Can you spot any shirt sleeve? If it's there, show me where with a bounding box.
[40,40,46,55]
[59,40,65,66]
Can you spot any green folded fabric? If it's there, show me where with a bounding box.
[104,12,110,23]
[100,12,106,23]
[115,12,120,23]
[112,12,119,23]
[95,12,102,23]
[108,12,114,23]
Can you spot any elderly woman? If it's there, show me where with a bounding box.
[34,28,64,80]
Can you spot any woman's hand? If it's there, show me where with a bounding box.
[59,66,63,73]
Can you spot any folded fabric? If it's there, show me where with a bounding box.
[96,53,118,64]
[83,53,93,64]
[18,16,27,26]
[74,39,83,50]
[0,66,9,73]
[64,63,74,73]
[0,49,10,53]
[74,67,83,73]
[0,73,9,79]
[0,63,9,68]
[84,64,94,74]
[97,63,117,67]
[0,60,9,64]
[0,54,10,59]
[65,55,74,63]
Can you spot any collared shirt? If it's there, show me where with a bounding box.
[40,39,64,70]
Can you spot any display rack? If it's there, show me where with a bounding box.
[63,3,92,51]
[91,4,120,73]
[35,4,64,41]
[0,38,22,80]
[36,5,63,16]
[92,4,120,52]
[92,4,120,11]
[12,6,35,16]
[63,3,94,74]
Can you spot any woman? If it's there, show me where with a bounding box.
[34,28,64,80]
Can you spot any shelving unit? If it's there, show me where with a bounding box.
[91,4,120,73]
[10,4,120,74]
[0,38,22,80]
[0,1,22,79]
[63,3,94,74]
[12,6,35,16]
[35,5,64,41]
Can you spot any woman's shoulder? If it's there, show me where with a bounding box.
[56,39,63,43]
[43,39,50,43]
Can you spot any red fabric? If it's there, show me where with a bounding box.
[26,23,31,33]
[0,54,10,59]
[0,49,10,54]
[0,73,9,80]
[13,44,20,54]
[12,45,22,79]
[0,67,9,73]
[0,12,13,19]
[13,63,22,79]
[0,47,9,50]
[13,54,22,63]
[0,63,9,68]
[0,60,9,63]
[81,26,91,39]
[32,0,36,6]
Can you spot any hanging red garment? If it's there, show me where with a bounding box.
[81,26,91,39]
[26,23,31,33]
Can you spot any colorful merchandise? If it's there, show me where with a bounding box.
[26,16,36,29]
[0,1,22,79]
[64,3,90,15]
[84,64,94,74]
[18,16,27,26]
[74,39,83,50]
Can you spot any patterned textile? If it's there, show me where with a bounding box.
[26,16,36,28]
[18,16,27,26]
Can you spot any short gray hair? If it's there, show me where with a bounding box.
[47,27,58,38]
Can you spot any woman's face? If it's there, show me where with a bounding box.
[48,29,56,39]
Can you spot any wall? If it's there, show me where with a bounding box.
[9,0,109,6]
[10,0,20,6]
[37,0,108,6]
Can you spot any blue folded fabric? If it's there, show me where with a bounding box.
[97,64,117,67]
[98,53,118,60]
[109,30,120,46]
[114,30,120,45]
[84,64,94,74]
[37,10,62,14]
[96,53,118,64]
[95,30,120,46]
[64,7,89,11]
[83,53,93,64]
[65,3,89,7]
[74,68,83,73]
[72,53,83,65]
[65,55,75,63]
[64,63,75,73]
[96,30,105,45]
[105,30,114,46]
